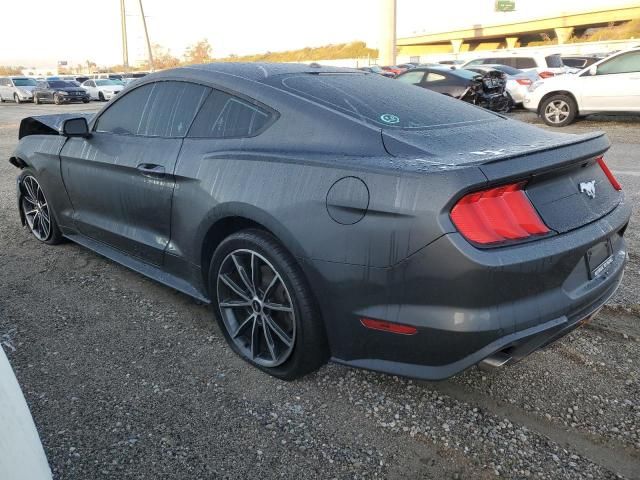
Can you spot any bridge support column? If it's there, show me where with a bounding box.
[505,37,518,49]
[450,39,464,54]
[554,27,574,44]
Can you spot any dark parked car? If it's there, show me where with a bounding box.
[561,56,604,69]
[10,63,630,381]
[32,80,90,105]
[396,66,511,112]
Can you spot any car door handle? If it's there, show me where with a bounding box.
[136,163,165,178]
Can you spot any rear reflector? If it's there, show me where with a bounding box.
[516,78,532,85]
[360,318,418,335]
[597,156,622,191]
[539,71,555,79]
[451,182,550,245]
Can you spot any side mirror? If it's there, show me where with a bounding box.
[588,65,597,76]
[62,117,90,138]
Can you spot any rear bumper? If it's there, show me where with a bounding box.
[303,200,631,380]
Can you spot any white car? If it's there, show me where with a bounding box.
[81,79,123,101]
[461,53,575,78]
[523,47,640,127]
[0,77,37,103]
[1,347,52,480]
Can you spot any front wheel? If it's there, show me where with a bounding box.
[540,94,577,127]
[98,92,105,101]
[19,171,63,245]
[33,94,40,104]
[14,94,21,104]
[53,94,62,105]
[210,229,328,380]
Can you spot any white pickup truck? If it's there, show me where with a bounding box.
[523,47,640,126]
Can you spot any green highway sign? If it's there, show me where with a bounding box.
[495,0,515,12]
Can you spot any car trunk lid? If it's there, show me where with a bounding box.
[382,120,621,234]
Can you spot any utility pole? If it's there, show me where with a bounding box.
[120,0,129,69]
[138,0,155,71]
[379,0,396,66]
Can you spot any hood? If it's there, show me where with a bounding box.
[381,117,607,166]
[18,113,94,139]
[17,86,36,92]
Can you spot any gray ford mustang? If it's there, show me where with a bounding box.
[9,63,630,380]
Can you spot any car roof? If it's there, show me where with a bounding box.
[180,62,362,81]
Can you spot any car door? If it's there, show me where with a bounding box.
[59,81,210,265]
[0,78,10,99]
[579,50,640,112]
[82,80,96,99]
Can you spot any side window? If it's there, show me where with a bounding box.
[425,72,447,82]
[514,57,536,69]
[465,59,483,66]
[0,78,9,86]
[396,71,425,84]
[95,81,210,137]
[188,89,273,138]
[597,52,640,75]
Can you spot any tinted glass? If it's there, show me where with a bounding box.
[96,81,209,137]
[545,55,564,68]
[561,58,586,68]
[396,71,425,84]
[12,78,37,87]
[514,57,537,69]
[49,81,68,88]
[188,89,272,138]
[597,51,640,75]
[269,73,497,129]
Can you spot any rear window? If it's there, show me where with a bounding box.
[545,55,564,68]
[514,57,537,69]
[267,73,497,130]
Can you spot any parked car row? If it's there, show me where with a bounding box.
[0,72,148,105]
[361,46,639,125]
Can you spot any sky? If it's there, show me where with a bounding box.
[0,0,635,67]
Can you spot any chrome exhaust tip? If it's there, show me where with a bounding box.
[478,352,512,371]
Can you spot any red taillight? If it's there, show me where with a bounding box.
[516,78,532,85]
[597,156,622,191]
[538,71,555,79]
[451,182,550,245]
[360,318,418,335]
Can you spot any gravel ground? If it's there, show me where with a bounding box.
[0,103,638,479]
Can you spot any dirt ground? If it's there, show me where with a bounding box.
[0,102,638,479]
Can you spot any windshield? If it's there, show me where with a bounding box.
[12,78,37,87]
[96,79,120,86]
[267,72,497,129]
[49,81,71,88]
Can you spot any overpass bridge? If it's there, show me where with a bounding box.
[397,3,640,57]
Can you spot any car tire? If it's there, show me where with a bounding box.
[209,229,328,380]
[14,94,21,104]
[82,99,90,104]
[540,94,577,127]
[33,94,39,105]
[98,92,105,102]
[53,94,62,105]
[18,170,64,245]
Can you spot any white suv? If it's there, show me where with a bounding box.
[461,53,573,78]
[523,47,640,127]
